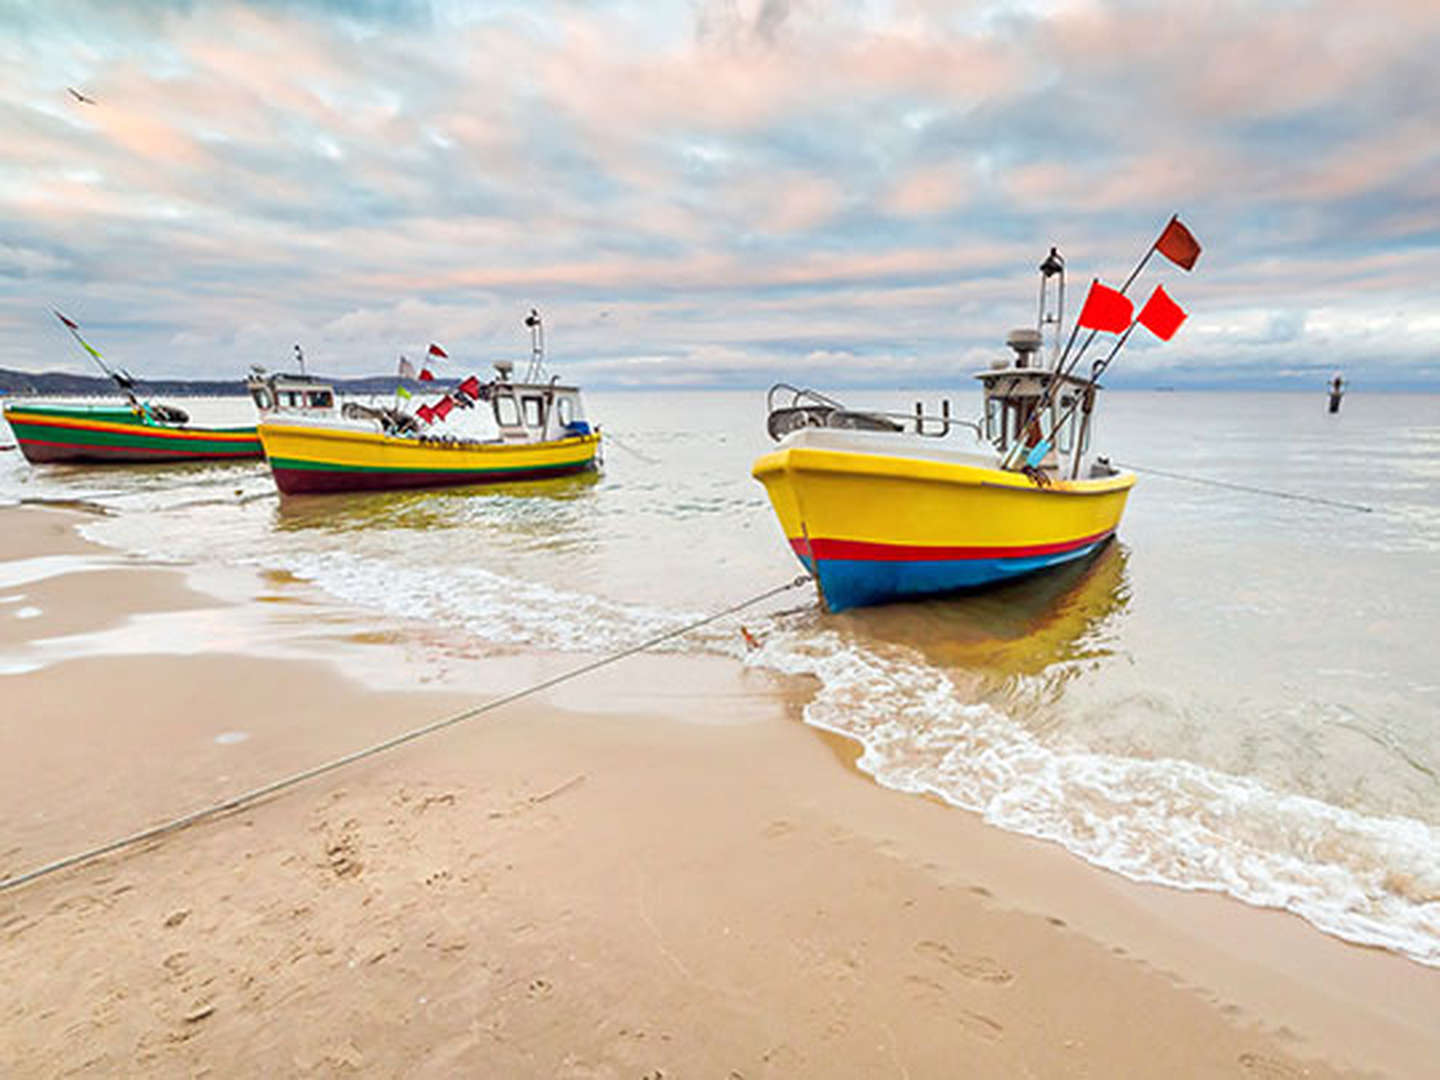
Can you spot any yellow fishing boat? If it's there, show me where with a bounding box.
[753,243,1153,611]
[250,313,601,496]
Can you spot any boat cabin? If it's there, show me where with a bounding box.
[485,360,592,445]
[976,329,1098,475]
[245,368,338,418]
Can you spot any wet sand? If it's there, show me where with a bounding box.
[2,505,1438,1077]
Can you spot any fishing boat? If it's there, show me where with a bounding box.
[2,313,262,465]
[753,218,1200,611]
[253,312,601,496]
[2,400,262,465]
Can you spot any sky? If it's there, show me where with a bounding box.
[1,0,1438,390]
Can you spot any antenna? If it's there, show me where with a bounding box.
[294,344,305,375]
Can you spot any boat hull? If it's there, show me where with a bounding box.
[3,404,262,464]
[259,419,602,495]
[752,439,1135,611]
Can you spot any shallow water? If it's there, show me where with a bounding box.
[3,388,1438,964]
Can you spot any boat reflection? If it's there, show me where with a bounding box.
[272,469,602,538]
[840,539,1131,697]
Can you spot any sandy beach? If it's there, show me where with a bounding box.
[2,504,1438,1077]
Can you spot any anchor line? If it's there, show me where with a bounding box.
[1114,461,1373,513]
[0,573,813,894]
[602,430,661,465]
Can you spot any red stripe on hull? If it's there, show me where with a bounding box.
[15,435,262,465]
[792,528,1115,563]
[272,461,595,495]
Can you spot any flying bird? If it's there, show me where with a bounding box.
[67,87,97,105]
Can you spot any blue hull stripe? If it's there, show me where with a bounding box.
[804,537,1113,611]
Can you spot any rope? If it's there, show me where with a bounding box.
[0,573,813,894]
[603,430,661,465]
[1115,461,1373,514]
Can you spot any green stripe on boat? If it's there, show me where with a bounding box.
[267,455,593,474]
[8,421,260,456]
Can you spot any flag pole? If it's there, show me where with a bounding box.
[1051,218,1167,378]
[1005,218,1173,471]
[1063,321,1137,478]
[53,311,139,406]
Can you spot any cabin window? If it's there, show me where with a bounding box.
[522,396,545,427]
[557,397,574,427]
[494,394,520,427]
[307,391,332,408]
[284,391,301,407]
[984,397,1001,444]
[250,387,273,410]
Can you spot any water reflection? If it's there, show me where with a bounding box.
[272,470,602,534]
[838,541,1131,718]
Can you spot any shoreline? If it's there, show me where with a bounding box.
[3,504,1438,1076]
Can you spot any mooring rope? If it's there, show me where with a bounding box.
[602,430,662,465]
[1115,461,1373,514]
[0,573,812,894]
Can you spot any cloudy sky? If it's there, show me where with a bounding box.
[1,0,1437,389]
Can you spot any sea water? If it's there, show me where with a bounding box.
[2,389,1438,964]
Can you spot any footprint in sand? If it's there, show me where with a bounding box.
[1238,1051,1307,1079]
[527,977,553,999]
[905,976,1005,1041]
[914,940,1015,985]
[324,835,363,878]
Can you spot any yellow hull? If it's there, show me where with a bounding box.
[752,441,1134,610]
[260,419,601,495]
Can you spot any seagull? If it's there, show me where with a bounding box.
[67,87,97,105]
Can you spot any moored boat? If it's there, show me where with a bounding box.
[2,400,262,465]
[3,312,262,466]
[753,219,1200,611]
[251,313,601,496]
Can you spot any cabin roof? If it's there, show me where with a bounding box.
[973,366,1100,390]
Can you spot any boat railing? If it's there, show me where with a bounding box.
[764,383,983,443]
[766,382,849,414]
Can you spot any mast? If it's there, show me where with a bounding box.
[524,309,545,382]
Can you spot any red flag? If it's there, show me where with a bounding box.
[54,310,80,330]
[1076,279,1133,333]
[428,343,448,359]
[433,396,454,420]
[1155,217,1201,270]
[418,367,435,381]
[457,374,481,399]
[1136,285,1187,341]
[415,404,435,424]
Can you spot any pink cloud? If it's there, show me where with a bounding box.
[886,163,969,217]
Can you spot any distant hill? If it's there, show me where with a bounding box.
[0,367,429,397]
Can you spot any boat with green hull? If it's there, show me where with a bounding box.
[2,400,262,465]
[4,311,263,466]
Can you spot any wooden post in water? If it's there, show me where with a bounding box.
[1328,373,1345,414]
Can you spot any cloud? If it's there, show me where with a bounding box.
[0,0,1435,388]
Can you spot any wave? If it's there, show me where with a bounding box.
[751,624,1440,967]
